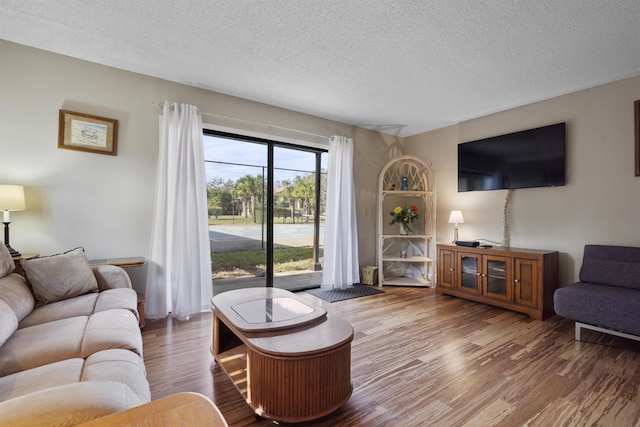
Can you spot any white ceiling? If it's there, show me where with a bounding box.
[1,1,639,137]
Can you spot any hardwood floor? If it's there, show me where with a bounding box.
[142,287,640,426]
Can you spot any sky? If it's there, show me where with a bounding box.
[203,134,327,184]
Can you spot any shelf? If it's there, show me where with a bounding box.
[382,276,432,287]
[382,190,432,196]
[382,234,432,239]
[382,256,432,262]
[216,344,248,397]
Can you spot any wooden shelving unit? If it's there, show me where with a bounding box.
[377,155,435,287]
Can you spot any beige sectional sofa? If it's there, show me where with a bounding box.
[0,245,150,426]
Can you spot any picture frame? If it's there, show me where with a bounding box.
[58,110,118,156]
[636,100,640,176]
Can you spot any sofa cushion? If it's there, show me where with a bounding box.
[0,381,147,427]
[18,288,138,329]
[0,273,35,322]
[0,242,15,277]
[0,316,87,376]
[554,282,640,336]
[0,299,18,347]
[95,287,138,317]
[21,247,98,305]
[18,293,98,329]
[579,244,640,290]
[83,349,151,402]
[81,309,143,358]
[0,358,84,401]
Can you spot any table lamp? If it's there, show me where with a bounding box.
[0,185,26,257]
[448,210,464,243]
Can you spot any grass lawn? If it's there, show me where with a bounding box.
[212,246,317,278]
[209,215,316,225]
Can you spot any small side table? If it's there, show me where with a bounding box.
[12,253,39,276]
[89,256,146,268]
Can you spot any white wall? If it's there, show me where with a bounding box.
[0,40,387,291]
[4,40,638,291]
[405,75,640,286]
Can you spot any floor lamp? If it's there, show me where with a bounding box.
[0,185,26,257]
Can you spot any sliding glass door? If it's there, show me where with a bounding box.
[204,131,326,294]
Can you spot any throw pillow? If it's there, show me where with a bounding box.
[21,247,98,305]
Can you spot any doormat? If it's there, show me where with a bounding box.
[305,284,384,303]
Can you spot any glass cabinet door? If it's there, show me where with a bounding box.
[483,255,512,301]
[457,253,481,294]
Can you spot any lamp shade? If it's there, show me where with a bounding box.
[0,185,26,211]
[448,210,464,224]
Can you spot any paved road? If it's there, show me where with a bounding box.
[209,224,324,251]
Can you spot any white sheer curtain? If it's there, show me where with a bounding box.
[145,102,212,320]
[321,136,360,289]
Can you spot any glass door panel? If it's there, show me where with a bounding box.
[486,260,506,295]
[204,135,268,295]
[272,146,326,290]
[458,254,481,293]
[483,256,512,301]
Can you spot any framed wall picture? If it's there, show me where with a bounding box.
[636,100,640,176]
[58,110,118,156]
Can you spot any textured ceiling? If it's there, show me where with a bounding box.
[1,1,639,137]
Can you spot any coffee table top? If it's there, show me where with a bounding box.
[212,287,326,332]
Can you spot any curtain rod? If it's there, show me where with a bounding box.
[155,101,331,141]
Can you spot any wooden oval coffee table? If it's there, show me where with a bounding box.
[211,287,353,423]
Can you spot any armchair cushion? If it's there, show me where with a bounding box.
[21,248,98,305]
[579,245,640,290]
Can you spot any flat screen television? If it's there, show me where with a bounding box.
[458,122,566,192]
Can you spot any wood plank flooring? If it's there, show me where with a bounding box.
[141,287,640,426]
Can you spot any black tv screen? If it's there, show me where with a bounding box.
[458,122,566,192]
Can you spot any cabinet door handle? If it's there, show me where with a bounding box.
[514,279,519,283]
[450,268,455,272]
[476,273,481,276]
[481,273,486,278]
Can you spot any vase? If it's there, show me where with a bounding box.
[399,223,410,235]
